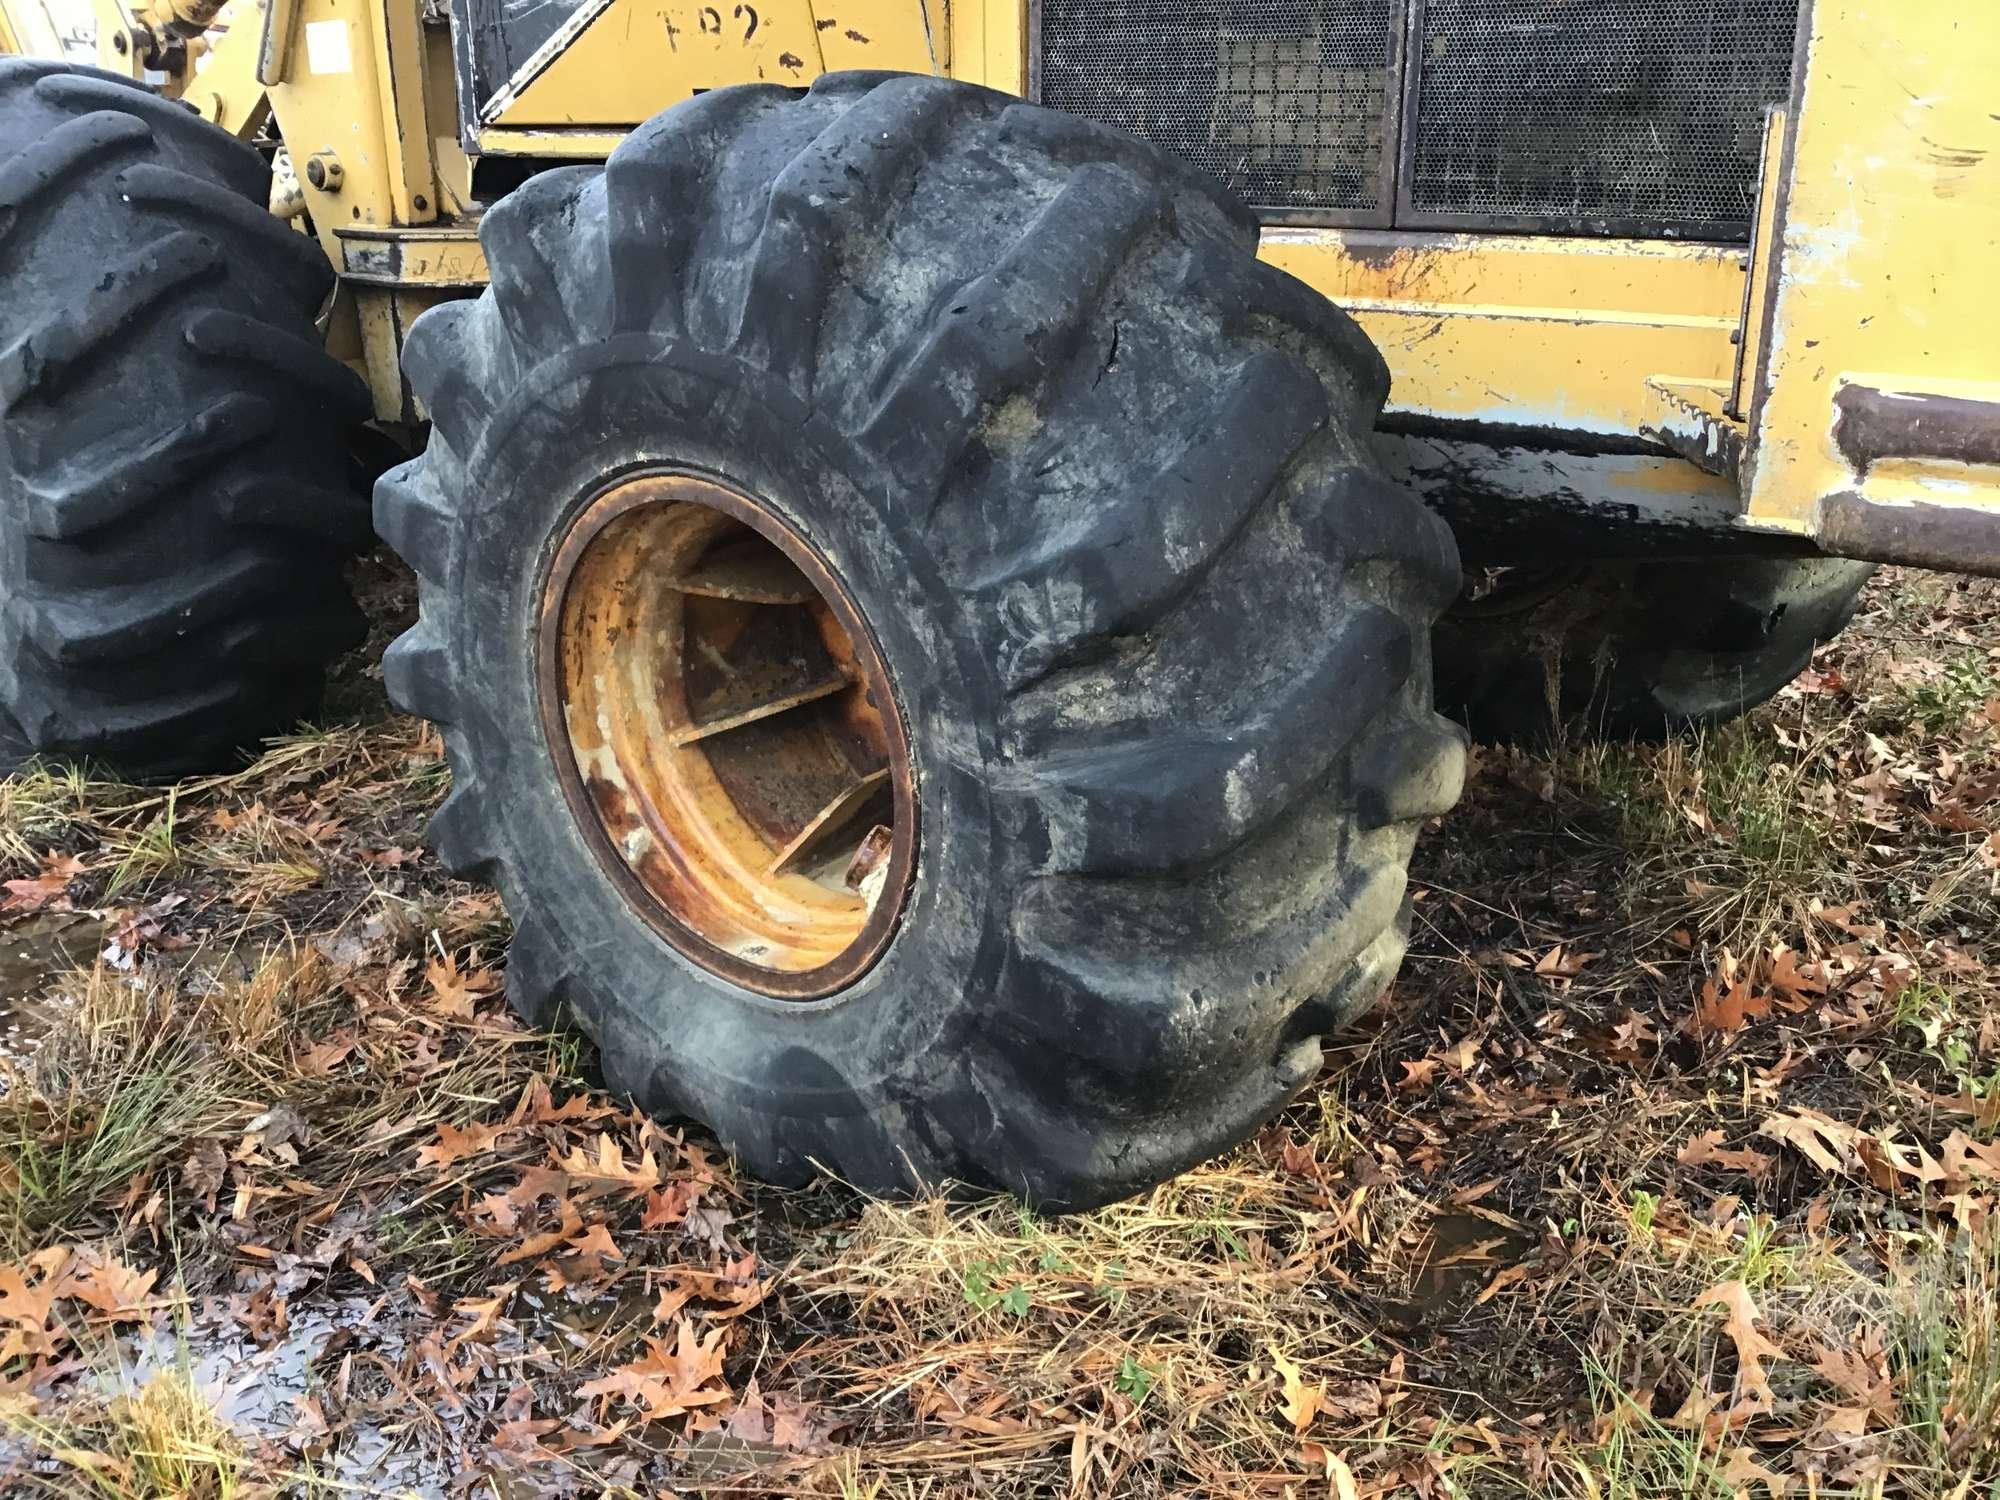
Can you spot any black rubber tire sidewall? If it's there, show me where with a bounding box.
[431,340,1014,1185]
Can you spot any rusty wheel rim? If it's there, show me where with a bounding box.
[537,470,917,999]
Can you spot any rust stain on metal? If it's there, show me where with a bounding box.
[536,470,917,1000]
[1816,490,2000,577]
[844,823,893,892]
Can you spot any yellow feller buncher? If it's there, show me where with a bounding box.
[0,0,1993,1204]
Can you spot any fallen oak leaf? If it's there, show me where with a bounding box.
[1299,1442,1362,1500]
[642,1179,700,1230]
[1763,946,1828,1002]
[295,1032,358,1079]
[577,1317,731,1421]
[1677,1130,1776,1178]
[1534,944,1600,980]
[417,1119,514,1172]
[1693,1279,1785,1413]
[717,1377,838,1454]
[1396,1057,1439,1091]
[1941,1129,2000,1187]
[1856,1133,1947,1192]
[1758,1109,1865,1175]
[1474,1262,1533,1307]
[498,1196,585,1268]
[424,951,499,1020]
[558,1133,661,1194]
[653,1257,769,1324]
[445,1285,517,1360]
[510,1077,605,1125]
[1718,1447,1787,1491]
[1268,1345,1324,1435]
[0,1248,73,1328]
[1690,975,1771,1037]
[0,853,84,914]
[1811,1336,1896,1427]
[207,802,266,834]
[65,1255,157,1321]
[565,1221,624,1263]
[1915,1085,2000,1133]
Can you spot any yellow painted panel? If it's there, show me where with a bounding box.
[1745,0,2000,525]
[1262,230,1745,318]
[1349,307,1733,436]
[476,127,631,157]
[1265,231,1743,438]
[810,0,944,73]
[942,0,1018,91]
[267,0,404,255]
[362,0,435,221]
[492,0,827,127]
[179,0,273,138]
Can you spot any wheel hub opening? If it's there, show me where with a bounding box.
[538,471,916,999]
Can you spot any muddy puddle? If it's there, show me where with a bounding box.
[102,1275,690,1495]
[1389,1210,1535,1324]
[0,911,105,1064]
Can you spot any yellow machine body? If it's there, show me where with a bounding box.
[11,0,1998,573]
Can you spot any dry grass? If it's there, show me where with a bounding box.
[0,565,1993,1496]
[2,1362,251,1500]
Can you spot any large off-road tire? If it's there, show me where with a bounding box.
[377,72,1466,1208]
[0,61,370,778]
[1433,555,1875,743]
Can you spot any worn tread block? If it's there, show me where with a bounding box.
[0,59,368,780]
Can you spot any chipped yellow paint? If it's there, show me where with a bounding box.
[337,224,487,286]
[1746,0,2000,532]
[814,0,947,73]
[1730,109,1786,417]
[475,127,630,158]
[491,0,828,126]
[355,284,461,421]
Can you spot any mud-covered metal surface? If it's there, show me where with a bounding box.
[1377,430,1810,560]
[1263,230,1748,474]
[1815,490,2000,579]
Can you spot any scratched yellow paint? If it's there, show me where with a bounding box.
[492,0,827,127]
[1745,0,2000,529]
[494,0,942,128]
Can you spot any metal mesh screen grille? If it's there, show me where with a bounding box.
[1407,0,1799,235]
[1036,1,1402,217]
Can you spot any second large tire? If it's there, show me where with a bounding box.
[1433,555,1876,743]
[378,73,1467,1208]
[0,62,370,778]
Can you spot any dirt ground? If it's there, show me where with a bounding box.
[0,560,1995,1498]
